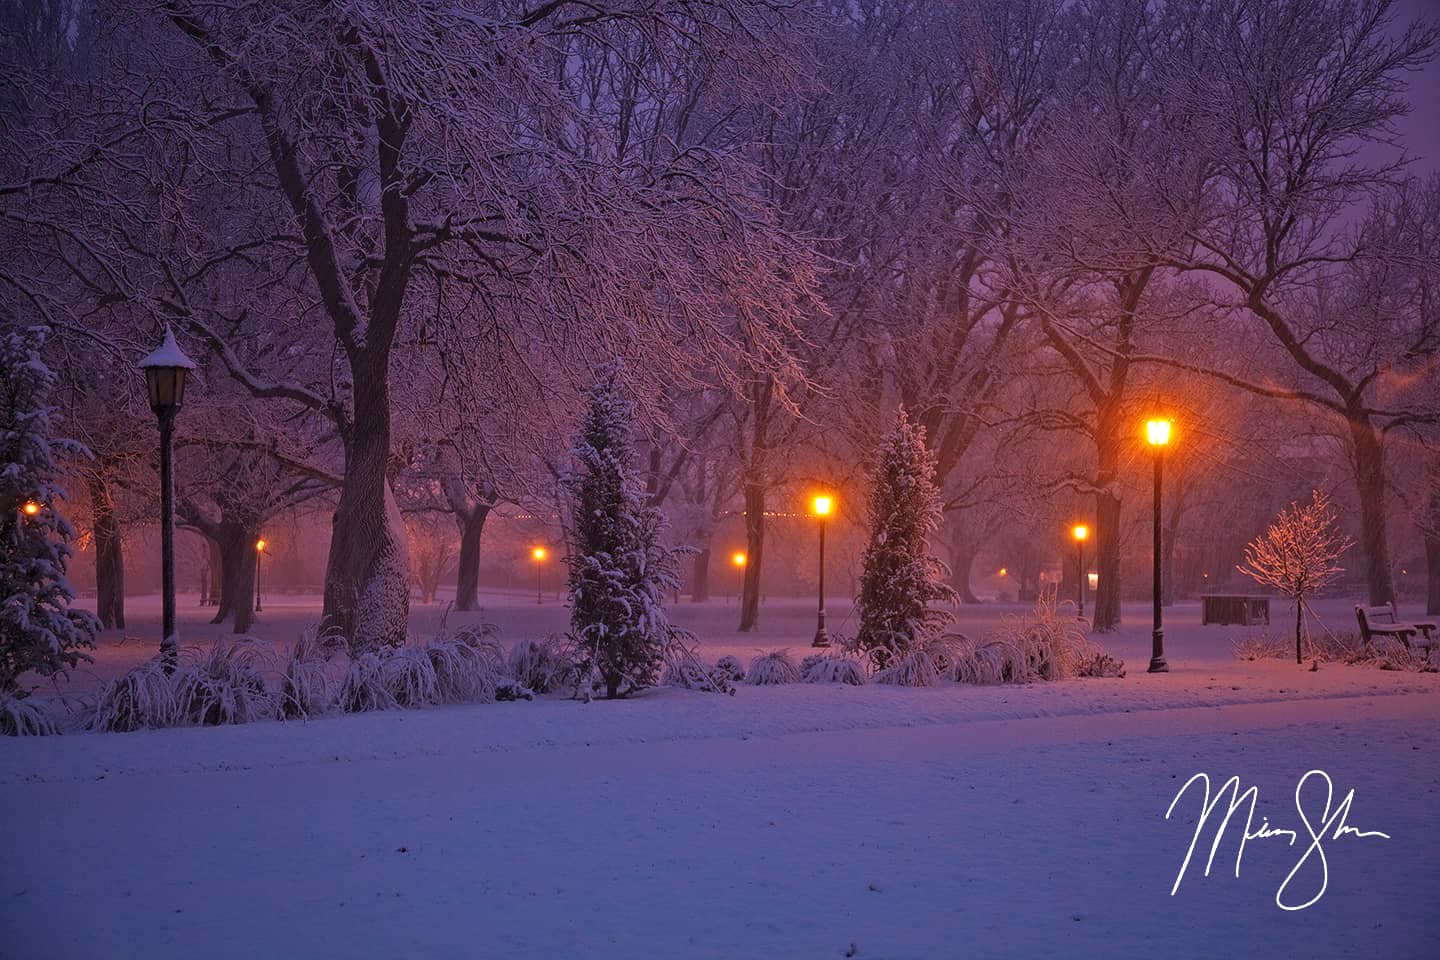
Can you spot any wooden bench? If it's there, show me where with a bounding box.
[1201,594,1271,626]
[1355,603,1439,651]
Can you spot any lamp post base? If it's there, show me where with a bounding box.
[1148,628,1168,672]
[812,614,829,648]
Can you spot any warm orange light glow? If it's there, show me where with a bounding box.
[21,500,40,516]
[255,538,266,552]
[998,567,1008,577]
[532,546,547,562]
[1087,572,1099,589]
[732,551,747,568]
[1072,524,1088,542]
[813,495,833,517]
[1145,418,1172,446]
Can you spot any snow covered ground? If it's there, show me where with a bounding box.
[3,596,1438,958]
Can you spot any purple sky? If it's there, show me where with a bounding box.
[1394,0,1440,172]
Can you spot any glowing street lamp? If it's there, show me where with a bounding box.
[139,325,196,670]
[254,538,266,613]
[731,551,747,605]
[1145,418,1173,673]
[21,500,41,517]
[1072,524,1089,618]
[532,546,547,605]
[812,494,833,647]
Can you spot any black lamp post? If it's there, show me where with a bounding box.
[1072,524,1088,618]
[1145,418,1172,673]
[140,326,196,671]
[254,538,266,612]
[532,546,546,605]
[812,494,832,647]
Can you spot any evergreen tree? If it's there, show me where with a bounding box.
[566,363,685,699]
[0,326,98,693]
[854,407,956,667]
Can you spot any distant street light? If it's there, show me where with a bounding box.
[1072,524,1089,618]
[140,326,196,671]
[532,546,547,605]
[731,551,746,605]
[254,538,267,613]
[21,500,40,517]
[812,494,833,647]
[1145,418,1173,673]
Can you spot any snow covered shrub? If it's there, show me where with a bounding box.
[0,689,57,736]
[660,653,735,694]
[89,659,179,732]
[949,591,1123,684]
[426,634,500,704]
[566,364,691,698]
[747,650,800,685]
[0,326,98,693]
[495,680,535,701]
[874,649,943,686]
[1231,633,1290,662]
[381,645,438,708]
[506,636,574,694]
[280,632,333,719]
[175,641,277,726]
[715,655,745,682]
[337,652,398,713]
[801,655,866,685]
[853,409,956,671]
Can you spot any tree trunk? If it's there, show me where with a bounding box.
[321,353,410,653]
[88,473,125,630]
[691,546,711,602]
[1348,416,1395,606]
[1295,596,1303,664]
[453,505,490,612]
[210,521,257,634]
[951,540,980,604]
[206,538,222,606]
[1426,530,1440,617]
[739,480,765,631]
[1093,491,1122,631]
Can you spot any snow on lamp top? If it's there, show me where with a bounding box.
[139,325,196,414]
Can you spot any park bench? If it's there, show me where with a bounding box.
[1201,594,1271,626]
[1355,603,1439,651]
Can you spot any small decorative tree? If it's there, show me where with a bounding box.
[854,407,957,669]
[1237,490,1354,664]
[566,363,685,699]
[0,326,99,693]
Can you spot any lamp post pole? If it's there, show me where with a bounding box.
[812,495,832,648]
[158,407,177,667]
[1147,420,1171,673]
[255,540,265,613]
[1076,538,1085,618]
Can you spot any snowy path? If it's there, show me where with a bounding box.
[4,680,1438,959]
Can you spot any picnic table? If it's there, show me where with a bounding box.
[1200,594,1271,626]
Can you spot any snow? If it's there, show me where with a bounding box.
[136,325,197,370]
[3,596,1438,958]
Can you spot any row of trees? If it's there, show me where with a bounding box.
[2,0,1438,657]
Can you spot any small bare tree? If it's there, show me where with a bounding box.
[1238,491,1354,664]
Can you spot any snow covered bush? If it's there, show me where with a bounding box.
[337,652,398,713]
[280,631,333,719]
[1238,490,1354,664]
[660,649,735,694]
[426,634,500,704]
[873,649,944,686]
[0,326,98,694]
[853,409,956,671]
[1231,633,1291,662]
[801,654,866,685]
[89,659,180,732]
[566,365,690,698]
[381,646,438,708]
[1,689,57,736]
[715,654,745,682]
[496,680,535,701]
[747,650,800,685]
[948,591,1122,684]
[507,636,574,694]
[175,641,277,726]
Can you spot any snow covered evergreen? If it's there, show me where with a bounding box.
[566,363,686,699]
[853,407,956,671]
[0,326,98,695]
